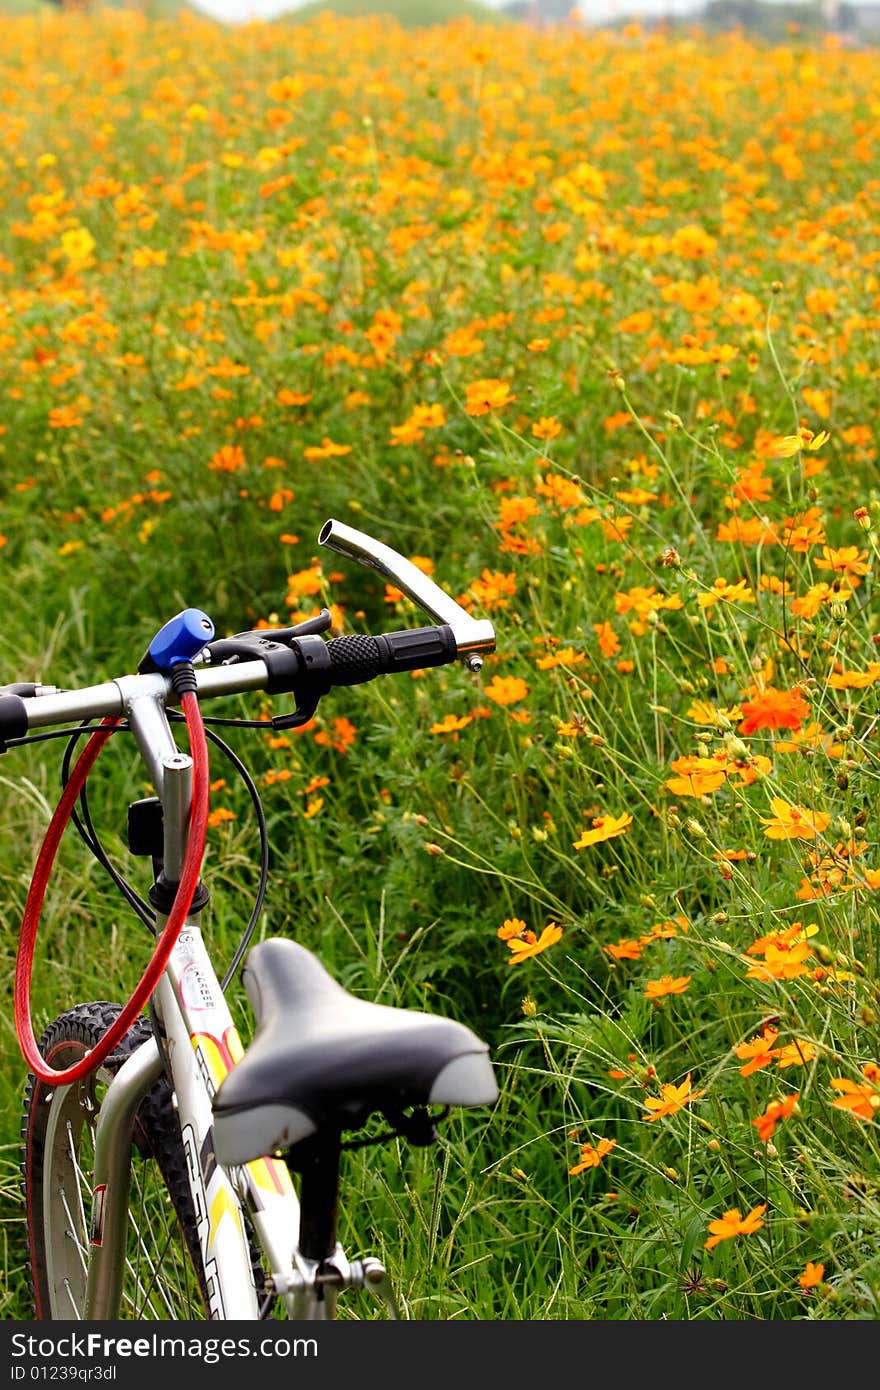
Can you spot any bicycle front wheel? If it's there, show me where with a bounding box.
[21,1001,209,1320]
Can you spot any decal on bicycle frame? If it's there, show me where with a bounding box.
[182,1121,227,1321]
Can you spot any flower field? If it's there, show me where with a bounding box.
[0,7,879,1319]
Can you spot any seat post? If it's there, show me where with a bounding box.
[295,1130,342,1263]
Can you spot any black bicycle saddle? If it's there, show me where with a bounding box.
[211,937,498,1167]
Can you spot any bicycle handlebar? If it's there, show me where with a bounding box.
[10,517,497,1088]
[0,624,458,739]
[0,519,496,743]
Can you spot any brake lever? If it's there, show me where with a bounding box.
[318,519,495,672]
[225,609,334,646]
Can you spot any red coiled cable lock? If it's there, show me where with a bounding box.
[14,689,209,1086]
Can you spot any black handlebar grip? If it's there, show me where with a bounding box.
[325,625,458,685]
[376,624,458,673]
[0,692,29,752]
[325,634,385,686]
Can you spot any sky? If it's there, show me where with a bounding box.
[187,0,710,24]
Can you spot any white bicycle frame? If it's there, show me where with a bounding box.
[65,674,309,1320]
[27,666,386,1320]
[21,518,497,1320]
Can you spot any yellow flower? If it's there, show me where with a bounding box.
[771,428,830,457]
[60,226,96,265]
[573,812,632,850]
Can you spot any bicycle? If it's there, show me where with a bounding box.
[9,517,498,1321]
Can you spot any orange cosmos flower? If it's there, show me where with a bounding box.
[286,566,324,599]
[643,975,691,1000]
[744,940,813,981]
[759,797,830,841]
[643,916,689,941]
[813,545,871,585]
[569,1137,617,1175]
[572,811,633,849]
[746,921,818,956]
[773,1040,816,1069]
[531,416,562,440]
[303,437,352,461]
[535,646,586,670]
[208,443,246,473]
[303,777,330,796]
[466,569,517,611]
[798,1262,825,1290]
[48,405,84,429]
[504,922,563,966]
[826,663,880,690]
[537,472,585,510]
[604,938,643,961]
[829,1064,880,1121]
[716,516,778,545]
[698,577,755,608]
[429,713,473,736]
[738,686,810,735]
[752,1093,799,1143]
[497,918,528,941]
[484,674,529,706]
[643,1073,698,1122]
[443,326,484,358]
[464,378,516,416]
[775,722,845,757]
[704,1203,767,1250]
[593,621,621,659]
[726,753,772,787]
[734,1025,779,1076]
[664,755,727,798]
[313,716,356,754]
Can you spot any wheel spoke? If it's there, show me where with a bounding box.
[62,1277,81,1320]
[23,1007,213,1322]
[58,1190,89,1276]
[65,1119,92,1241]
[126,1203,181,1319]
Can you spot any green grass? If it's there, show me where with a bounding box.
[0,8,879,1322]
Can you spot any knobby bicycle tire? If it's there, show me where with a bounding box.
[21,1001,212,1320]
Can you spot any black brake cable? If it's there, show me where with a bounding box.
[16,714,272,992]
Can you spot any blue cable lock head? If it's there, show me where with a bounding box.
[138,609,215,674]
